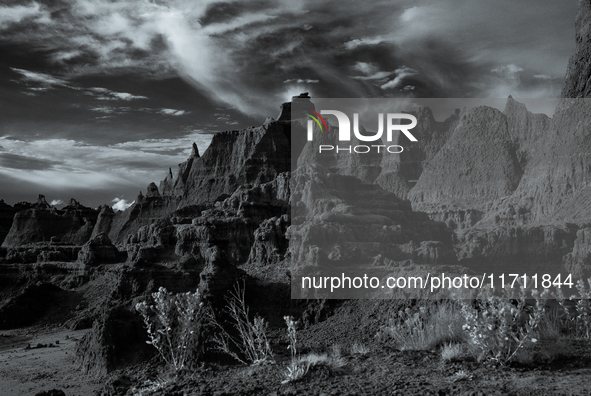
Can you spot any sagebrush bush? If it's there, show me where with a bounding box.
[136,287,206,372]
[210,281,274,365]
[461,285,545,365]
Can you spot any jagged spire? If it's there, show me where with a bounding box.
[35,194,50,209]
[168,167,173,178]
[146,182,161,198]
[191,142,200,158]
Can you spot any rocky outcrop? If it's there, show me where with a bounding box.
[91,205,114,238]
[562,0,591,98]
[154,119,290,211]
[75,306,153,376]
[176,122,291,206]
[2,198,98,248]
[247,215,290,267]
[160,143,201,197]
[77,233,124,266]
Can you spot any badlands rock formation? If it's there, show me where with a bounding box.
[562,0,591,98]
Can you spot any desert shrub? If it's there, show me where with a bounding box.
[554,279,591,339]
[460,289,545,365]
[375,300,464,350]
[135,287,206,372]
[210,281,274,365]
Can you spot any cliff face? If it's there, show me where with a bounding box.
[562,0,591,98]
[410,106,523,212]
[0,200,17,245]
[160,121,290,207]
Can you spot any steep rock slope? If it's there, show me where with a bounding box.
[376,107,459,199]
[0,200,17,245]
[562,0,591,98]
[410,106,523,212]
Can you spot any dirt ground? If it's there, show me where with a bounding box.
[0,327,101,396]
[2,299,591,395]
[1,325,591,395]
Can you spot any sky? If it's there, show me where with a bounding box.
[0,0,578,209]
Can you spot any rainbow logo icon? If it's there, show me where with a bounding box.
[303,108,329,132]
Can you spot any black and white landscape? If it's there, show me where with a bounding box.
[2,1,591,395]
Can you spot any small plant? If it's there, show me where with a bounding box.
[441,343,463,362]
[375,300,464,350]
[450,370,472,382]
[282,315,310,383]
[350,342,370,355]
[210,281,274,365]
[135,287,205,372]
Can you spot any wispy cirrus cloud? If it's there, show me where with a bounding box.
[87,87,148,101]
[283,78,320,84]
[11,68,150,101]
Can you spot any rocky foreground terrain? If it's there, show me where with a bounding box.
[2,3,591,396]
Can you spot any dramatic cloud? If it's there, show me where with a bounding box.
[0,0,578,205]
[50,199,63,206]
[0,0,576,117]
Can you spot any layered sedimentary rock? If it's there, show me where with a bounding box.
[2,197,98,248]
[77,233,124,266]
[290,162,456,297]
[105,185,181,244]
